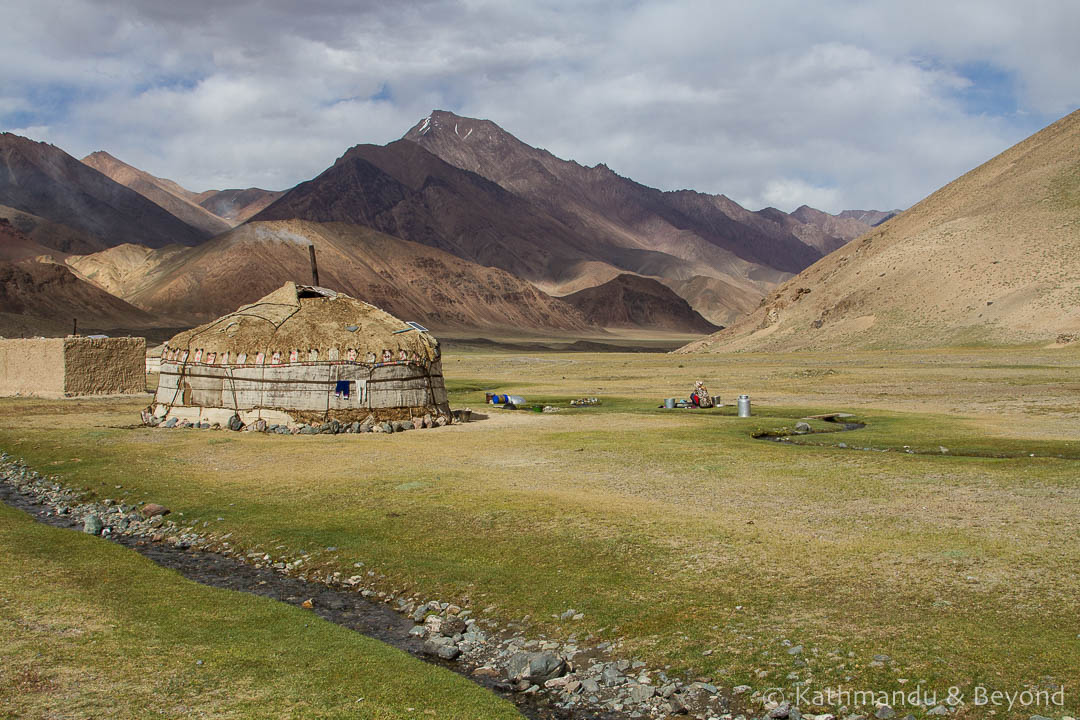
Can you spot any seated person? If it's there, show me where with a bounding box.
[690,381,714,408]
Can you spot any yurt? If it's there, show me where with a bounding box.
[150,283,450,428]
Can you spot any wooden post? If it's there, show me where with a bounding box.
[72,318,78,336]
[308,245,320,287]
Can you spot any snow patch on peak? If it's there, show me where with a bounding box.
[418,116,431,135]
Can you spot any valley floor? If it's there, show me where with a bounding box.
[1,346,1078,719]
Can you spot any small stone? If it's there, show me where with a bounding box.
[423,641,460,660]
[926,706,948,716]
[629,684,655,703]
[788,644,803,655]
[83,514,103,535]
[874,706,896,720]
[665,695,689,715]
[733,685,752,695]
[164,417,178,428]
[506,651,565,683]
[141,503,170,518]
[601,664,624,686]
[227,414,244,431]
[440,616,467,636]
[794,421,811,434]
[769,702,792,719]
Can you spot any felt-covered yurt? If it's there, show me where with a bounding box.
[150,282,450,428]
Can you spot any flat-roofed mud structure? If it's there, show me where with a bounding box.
[0,336,146,397]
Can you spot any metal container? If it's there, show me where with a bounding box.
[737,394,751,417]
[664,398,675,409]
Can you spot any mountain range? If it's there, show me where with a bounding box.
[679,108,1080,352]
[255,110,876,326]
[0,133,210,251]
[0,113,897,340]
[65,220,594,332]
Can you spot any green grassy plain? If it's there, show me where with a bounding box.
[0,504,520,720]
[2,346,1079,717]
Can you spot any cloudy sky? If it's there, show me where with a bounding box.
[4,0,1078,213]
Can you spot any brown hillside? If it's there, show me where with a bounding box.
[679,109,1080,353]
[195,188,284,224]
[65,243,189,299]
[0,259,156,337]
[82,151,233,236]
[0,218,54,261]
[789,205,874,253]
[67,221,593,332]
[562,274,721,333]
[0,133,211,249]
[0,204,108,255]
[253,140,611,285]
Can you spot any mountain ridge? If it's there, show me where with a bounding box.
[678,108,1080,352]
[0,133,211,250]
[562,274,721,334]
[81,151,234,236]
[66,220,596,333]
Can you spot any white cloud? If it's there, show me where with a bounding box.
[2,0,1077,211]
[757,180,842,215]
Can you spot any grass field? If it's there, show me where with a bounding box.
[0,504,521,720]
[2,346,1079,718]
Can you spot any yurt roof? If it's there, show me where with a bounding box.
[165,282,439,360]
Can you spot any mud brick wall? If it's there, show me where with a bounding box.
[0,338,66,396]
[63,336,146,395]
